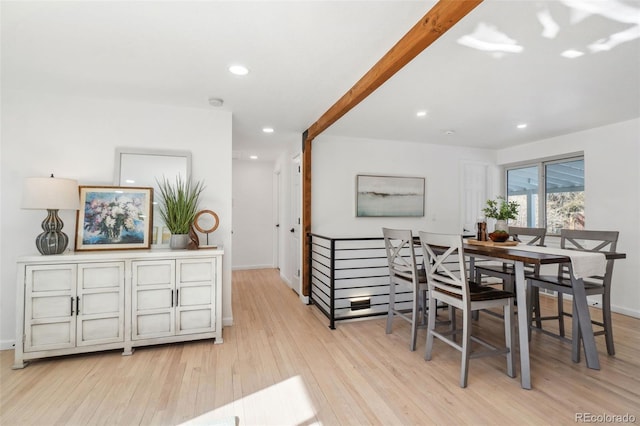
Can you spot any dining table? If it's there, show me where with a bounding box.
[463,241,626,390]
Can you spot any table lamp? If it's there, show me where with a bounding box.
[21,174,80,255]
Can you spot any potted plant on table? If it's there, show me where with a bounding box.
[156,175,205,249]
[482,196,519,242]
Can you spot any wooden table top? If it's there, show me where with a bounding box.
[462,243,626,264]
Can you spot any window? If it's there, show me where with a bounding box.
[506,156,584,235]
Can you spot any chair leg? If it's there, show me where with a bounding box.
[448,305,457,343]
[425,294,437,361]
[504,300,516,378]
[460,308,472,388]
[527,284,542,333]
[602,291,615,355]
[533,287,542,329]
[386,282,395,335]
[472,268,482,322]
[420,289,428,326]
[504,276,515,295]
[410,291,419,351]
[557,293,565,337]
[526,283,536,342]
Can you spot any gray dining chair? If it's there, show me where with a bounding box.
[383,227,428,351]
[474,226,547,293]
[528,229,619,360]
[474,227,546,321]
[419,231,515,388]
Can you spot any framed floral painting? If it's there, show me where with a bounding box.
[75,186,153,251]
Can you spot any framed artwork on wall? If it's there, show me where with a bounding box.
[356,174,425,217]
[75,186,153,251]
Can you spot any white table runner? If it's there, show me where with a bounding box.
[510,245,606,279]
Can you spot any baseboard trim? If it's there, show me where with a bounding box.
[0,339,16,351]
[539,291,639,319]
[232,264,274,271]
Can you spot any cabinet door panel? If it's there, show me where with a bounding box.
[179,261,213,282]
[179,285,212,306]
[31,295,72,319]
[136,312,172,336]
[136,289,172,310]
[136,263,173,286]
[24,265,76,352]
[177,308,212,333]
[176,259,215,335]
[32,268,74,292]
[77,262,125,346]
[30,321,74,349]
[80,318,121,342]
[82,292,119,315]
[132,260,176,340]
[81,264,122,289]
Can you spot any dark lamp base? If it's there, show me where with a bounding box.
[35,209,69,255]
[35,231,69,255]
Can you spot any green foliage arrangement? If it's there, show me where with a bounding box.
[483,196,519,221]
[156,176,205,235]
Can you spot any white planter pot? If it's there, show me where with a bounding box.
[170,234,190,249]
[494,220,508,233]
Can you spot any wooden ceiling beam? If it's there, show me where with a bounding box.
[304,0,483,142]
[301,0,483,297]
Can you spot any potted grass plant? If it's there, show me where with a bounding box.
[156,175,205,249]
[483,196,519,240]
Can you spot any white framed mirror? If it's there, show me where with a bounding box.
[114,148,192,247]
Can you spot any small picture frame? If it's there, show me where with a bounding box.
[75,186,153,251]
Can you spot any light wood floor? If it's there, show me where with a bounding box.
[2,268,639,425]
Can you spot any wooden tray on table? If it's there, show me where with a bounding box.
[466,239,519,247]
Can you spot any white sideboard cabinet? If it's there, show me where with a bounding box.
[13,249,223,369]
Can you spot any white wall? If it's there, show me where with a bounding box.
[310,127,639,318]
[232,159,275,270]
[0,90,234,348]
[497,118,640,318]
[311,135,496,236]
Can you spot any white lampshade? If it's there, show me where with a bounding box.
[22,176,80,210]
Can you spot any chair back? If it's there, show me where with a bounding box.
[561,229,618,252]
[382,228,420,290]
[559,229,619,280]
[418,232,469,302]
[508,226,546,246]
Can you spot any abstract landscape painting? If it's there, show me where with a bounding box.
[356,175,425,217]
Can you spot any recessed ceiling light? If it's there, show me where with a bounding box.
[229,65,249,76]
[416,110,427,117]
[444,130,455,135]
[249,155,258,160]
[262,127,274,133]
[517,123,528,129]
[208,97,224,107]
[561,49,584,59]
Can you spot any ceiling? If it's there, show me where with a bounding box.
[3,1,639,161]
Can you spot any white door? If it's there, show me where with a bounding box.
[289,155,301,294]
[274,170,281,270]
